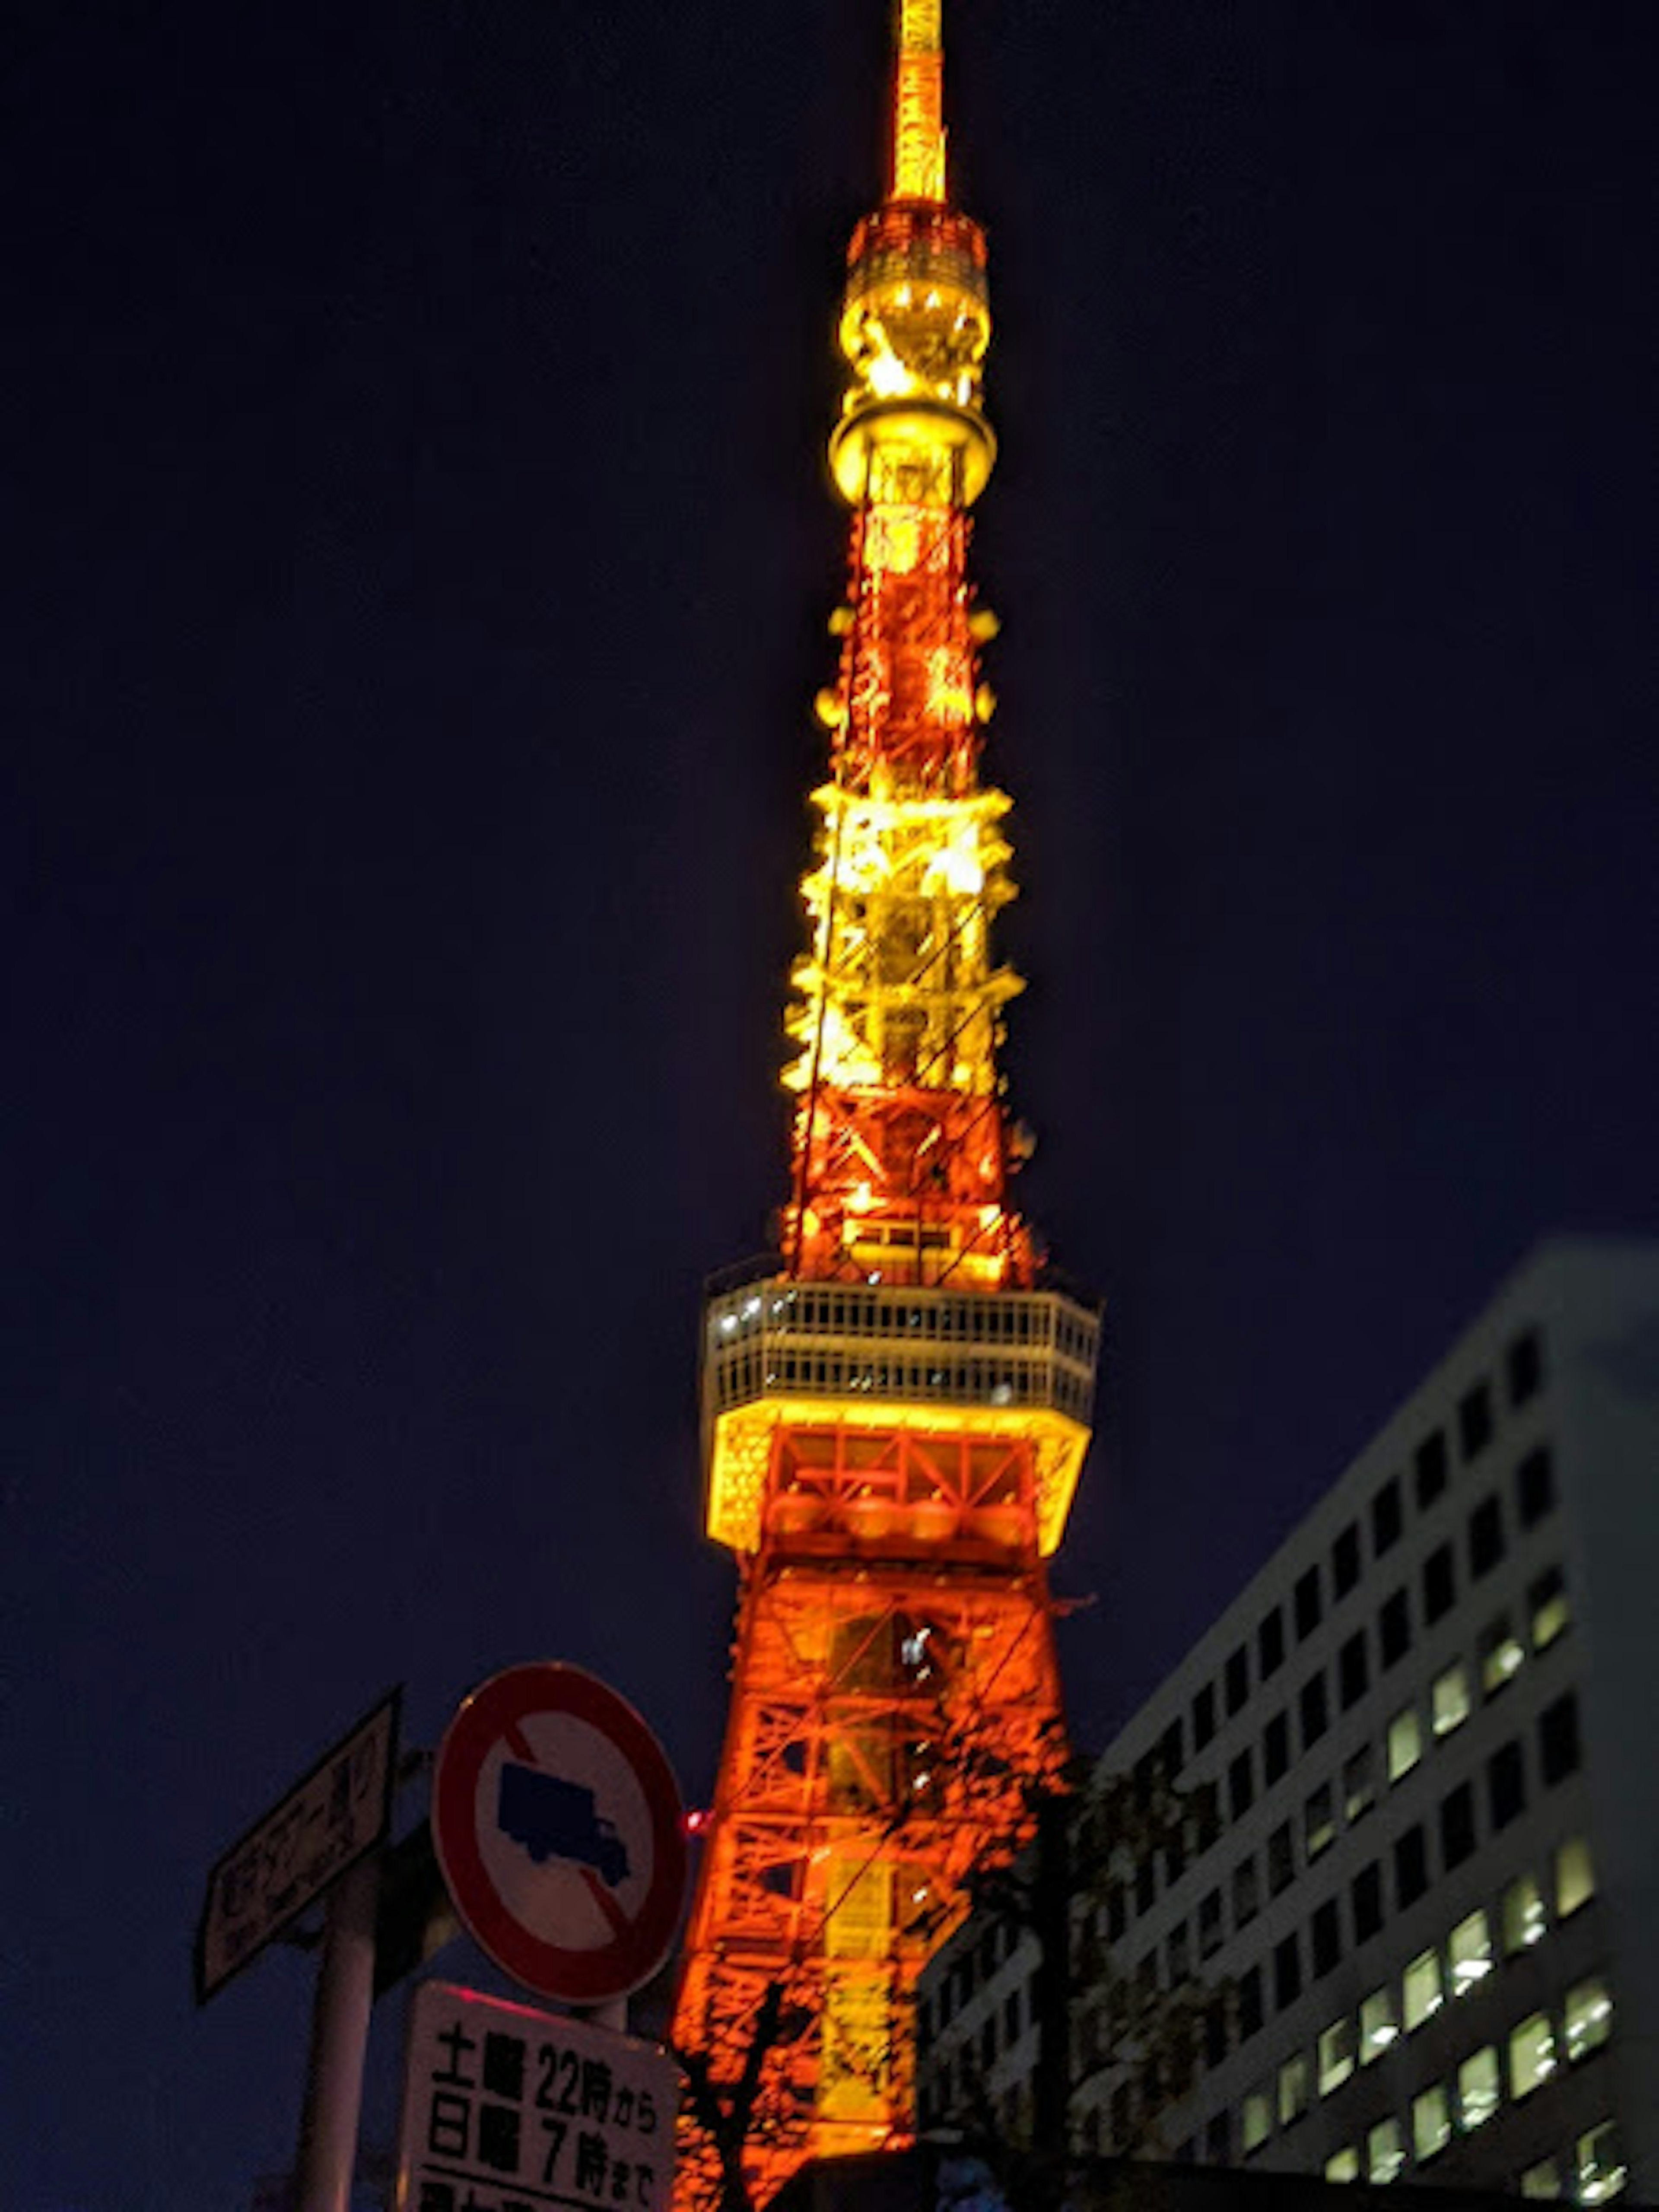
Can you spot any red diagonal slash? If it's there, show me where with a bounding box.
[580,1865,630,1939]
[504,1721,631,1939]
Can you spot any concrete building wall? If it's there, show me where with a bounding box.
[916,1242,1659,2204]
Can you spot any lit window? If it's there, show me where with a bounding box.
[1509,2009,1557,2098]
[1449,1907,1493,1994]
[1240,2086,1271,2153]
[1325,2148,1360,2183]
[1520,2160,1561,2201]
[1318,2015,1356,2095]
[1457,2044,1500,2131]
[1404,1946,1443,2030]
[1344,1744,1375,1823]
[1387,1704,1422,1782]
[1432,1662,1471,1737]
[1531,1565,1570,1649]
[1412,2081,1451,2160]
[1360,1984,1399,2063]
[1278,2050,1311,2124]
[1503,1868,1548,1953]
[1481,1614,1525,1694]
[1556,1834,1596,1919]
[1565,1976,1613,2063]
[1576,2122,1628,2205]
[1367,2115,1405,2183]
[1305,1781,1336,1859]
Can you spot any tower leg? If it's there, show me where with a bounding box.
[673,1497,1065,2208]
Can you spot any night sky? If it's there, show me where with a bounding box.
[6,3,1655,2203]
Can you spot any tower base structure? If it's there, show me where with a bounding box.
[673,1279,1097,2203]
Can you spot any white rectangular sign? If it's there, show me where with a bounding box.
[397,1980,678,2212]
[195,1690,400,2002]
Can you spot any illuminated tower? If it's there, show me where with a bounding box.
[673,4,1099,2193]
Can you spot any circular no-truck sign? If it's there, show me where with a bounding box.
[432,1662,688,2005]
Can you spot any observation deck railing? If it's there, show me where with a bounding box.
[702,1268,1100,1431]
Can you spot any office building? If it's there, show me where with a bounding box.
[918,1240,1659,2202]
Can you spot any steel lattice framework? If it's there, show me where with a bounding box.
[673,7,1099,2199]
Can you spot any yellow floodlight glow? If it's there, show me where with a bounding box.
[865,346,914,400]
[893,0,946,203]
[706,1394,1090,1557]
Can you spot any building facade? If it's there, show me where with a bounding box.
[918,1241,1659,2202]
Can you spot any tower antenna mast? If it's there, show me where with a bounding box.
[892,0,947,203]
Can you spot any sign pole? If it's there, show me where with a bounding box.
[295,1849,381,2212]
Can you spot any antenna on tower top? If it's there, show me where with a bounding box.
[891,0,947,202]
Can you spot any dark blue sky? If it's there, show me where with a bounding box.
[5,3,1654,2202]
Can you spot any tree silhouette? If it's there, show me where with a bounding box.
[924,1742,1233,2180]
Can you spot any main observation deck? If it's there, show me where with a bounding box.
[702,1270,1100,1556]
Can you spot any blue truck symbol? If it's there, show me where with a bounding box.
[497,1762,631,1888]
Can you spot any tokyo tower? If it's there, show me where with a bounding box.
[673,3,1099,2194]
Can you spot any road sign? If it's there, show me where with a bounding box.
[195,1689,400,2004]
[432,1663,687,2006]
[397,1978,677,2212]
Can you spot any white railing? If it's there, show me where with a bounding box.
[703,1274,1099,1429]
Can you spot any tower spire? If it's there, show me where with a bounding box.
[891,0,946,203]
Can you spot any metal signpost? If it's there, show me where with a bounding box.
[195,1689,400,2004]
[397,1979,679,2212]
[431,1662,688,2009]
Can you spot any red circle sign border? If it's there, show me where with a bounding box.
[432,1662,688,2005]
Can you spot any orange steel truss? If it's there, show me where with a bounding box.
[672,7,1098,2202]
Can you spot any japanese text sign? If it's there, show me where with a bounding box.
[195,1690,400,2002]
[396,1979,677,2212]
